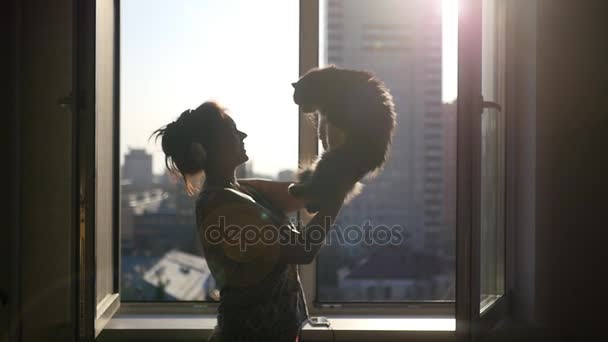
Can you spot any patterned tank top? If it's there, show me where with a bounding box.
[195,182,309,341]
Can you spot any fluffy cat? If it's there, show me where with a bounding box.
[289,66,397,212]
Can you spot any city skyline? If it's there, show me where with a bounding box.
[120,0,457,177]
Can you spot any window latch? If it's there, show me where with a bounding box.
[57,92,73,110]
[481,95,502,113]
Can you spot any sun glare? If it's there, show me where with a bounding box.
[443,0,460,17]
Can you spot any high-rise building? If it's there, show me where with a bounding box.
[324,0,447,253]
[123,148,153,187]
[442,101,457,259]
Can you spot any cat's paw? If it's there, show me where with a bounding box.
[288,183,309,198]
[305,202,321,213]
[289,183,321,213]
[287,183,312,198]
[297,169,315,184]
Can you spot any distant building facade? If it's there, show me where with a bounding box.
[319,0,455,301]
[122,148,153,187]
[325,0,447,252]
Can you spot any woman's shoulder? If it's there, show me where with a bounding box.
[196,187,278,228]
[197,187,257,210]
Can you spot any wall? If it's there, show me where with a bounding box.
[508,0,537,326]
[8,0,76,341]
[534,0,608,338]
[504,0,608,340]
[1,0,18,339]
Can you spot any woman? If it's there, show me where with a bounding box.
[154,101,343,341]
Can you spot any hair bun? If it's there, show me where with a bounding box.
[160,121,182,158]
[190,142,207,170]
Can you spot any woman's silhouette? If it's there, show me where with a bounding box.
[153,101,343,341]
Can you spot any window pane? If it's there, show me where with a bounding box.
[480,0,505,313]
[119,0,299,302]
[316,0,457,302]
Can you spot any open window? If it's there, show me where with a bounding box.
[76,0,511,339]
[455,0,508,339]
[75,0,121,339]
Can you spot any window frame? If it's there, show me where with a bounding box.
[112,0,455,320]
[91,0,518,339]
[455,0,512,339]
[75,0,122,339]
[476,0,511,333]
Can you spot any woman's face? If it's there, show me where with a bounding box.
[214,113,248,169]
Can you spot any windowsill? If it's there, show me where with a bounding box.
[102,313,455,341]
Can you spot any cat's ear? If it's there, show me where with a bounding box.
[291,82,297,88]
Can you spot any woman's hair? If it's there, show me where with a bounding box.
[152,101,226,194]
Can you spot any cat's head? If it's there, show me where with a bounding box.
[291,65,339,112]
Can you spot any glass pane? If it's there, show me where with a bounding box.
[119,0,299,301]
[316,0,458,302]
[479,0,505,313]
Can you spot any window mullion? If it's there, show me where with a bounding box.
[298,0,320,316]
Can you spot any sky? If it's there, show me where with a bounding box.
[121,0,458,177]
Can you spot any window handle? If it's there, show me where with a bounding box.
[58,92,73,109]
[481,96,502,113]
